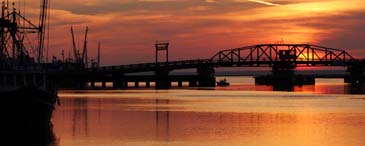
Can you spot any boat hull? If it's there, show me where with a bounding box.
[1,87,57,145]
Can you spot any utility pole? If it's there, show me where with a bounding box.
[97,42,101,67]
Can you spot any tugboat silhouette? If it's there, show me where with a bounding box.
[217,78,230,87]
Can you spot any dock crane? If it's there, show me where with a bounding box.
[70,26,80,64]
[70,26,89,68]
[82,27,89,68]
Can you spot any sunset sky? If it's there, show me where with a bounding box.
[19,0,365,65]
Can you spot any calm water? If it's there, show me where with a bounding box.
[52,77,365,146]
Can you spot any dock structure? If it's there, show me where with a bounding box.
[51,44,365,89]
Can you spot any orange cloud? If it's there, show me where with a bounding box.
[17,0,365,64]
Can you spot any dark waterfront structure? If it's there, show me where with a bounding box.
[0,1,58,145]
[57,44,365,90]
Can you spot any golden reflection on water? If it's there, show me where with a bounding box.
[53,88,365,146]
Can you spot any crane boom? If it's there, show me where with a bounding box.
[70,26,79,63]
[82,26,88,68]
[38,0,48,63]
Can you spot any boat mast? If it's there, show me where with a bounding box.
[38,0,48,63]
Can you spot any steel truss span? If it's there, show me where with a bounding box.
[210,44,355,67]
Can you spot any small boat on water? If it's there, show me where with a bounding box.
[217,78,230,87]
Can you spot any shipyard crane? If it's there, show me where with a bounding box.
[38,0,49,63]
[82,26,88,68]
[70,26,80,63]
[70,26,89,68]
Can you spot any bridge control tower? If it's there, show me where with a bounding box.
[272,50,297,88]
[155,41,171,89]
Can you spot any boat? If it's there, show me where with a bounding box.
[1,87,58,143]
[217,78,230,86]
[0,70,59,145]
[0,1,58,145]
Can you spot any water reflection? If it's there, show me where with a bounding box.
[71,98,88,137]
[53,77,365,145]
[54,90,365,146]
[155,98,170,141]
[346,84,365,94]
[216,76,365,94]
[273,84,294,91]
[216,78,365,95]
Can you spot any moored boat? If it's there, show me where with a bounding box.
[0,71,58,145]
[217,78,230,86]
[0,0,57,144]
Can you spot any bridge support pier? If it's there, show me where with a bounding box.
[112,73,124,89]
[178,81,183,87]
[135,82,139,88]
[271,62,295,90]
[189,81,197,87]
[113,81,122,89]
[155,68,171,89]
[122,81,128,88]
[197,66,216,87]
[346,61,365,85]
[100,81,106,88]
[146,82,151,87]
[90,82,95,88]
